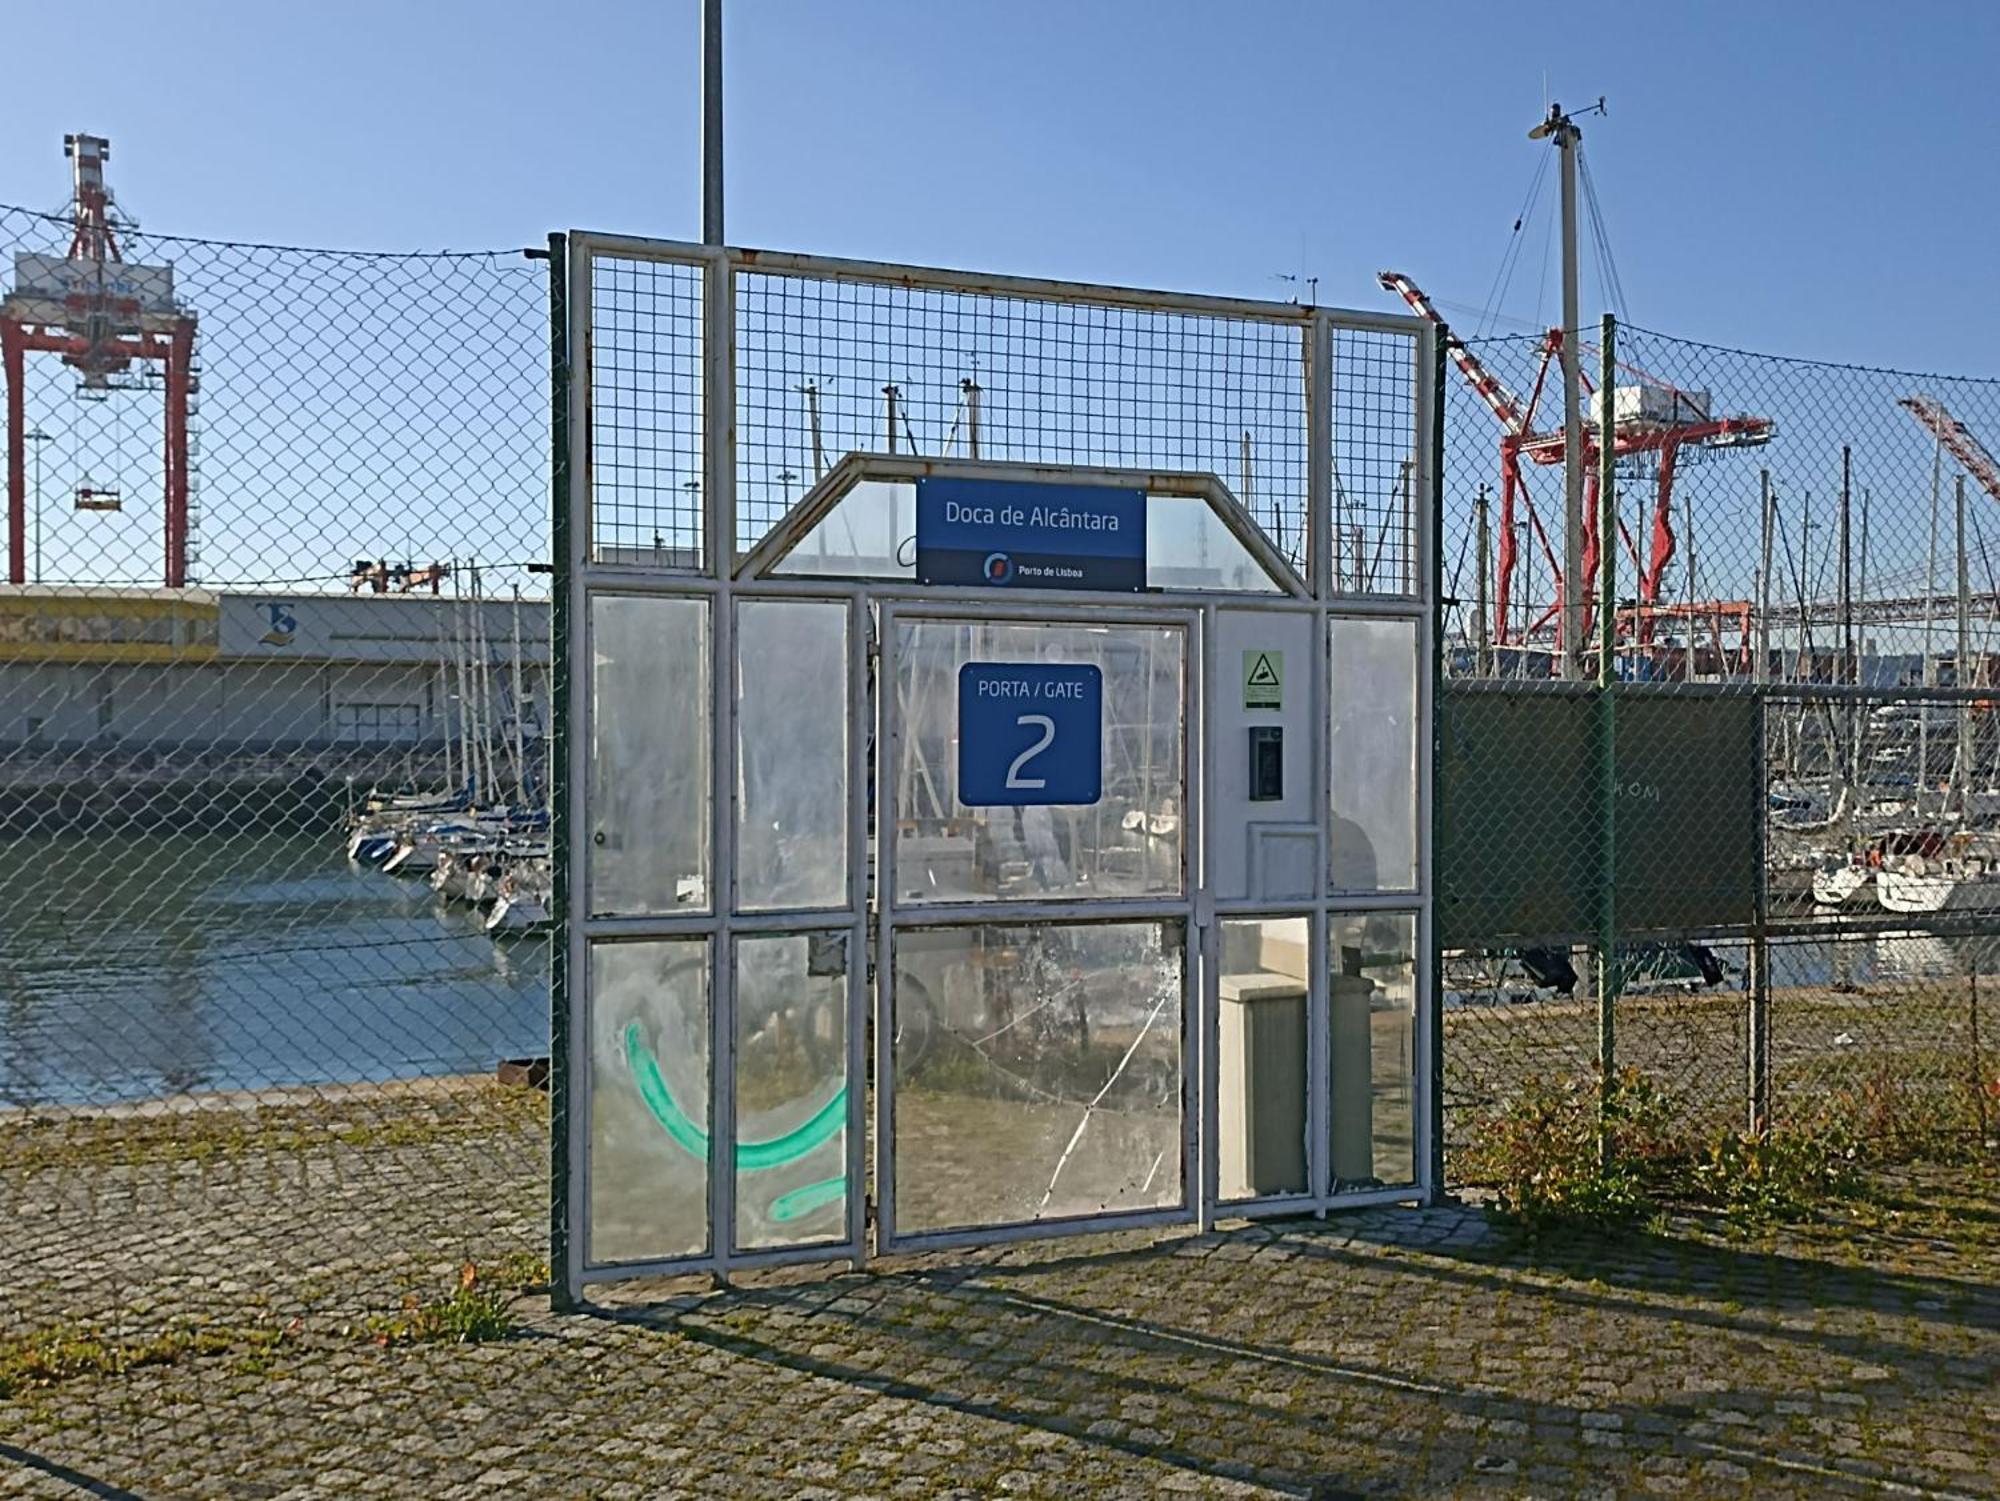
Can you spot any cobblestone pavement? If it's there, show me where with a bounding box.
[3,1137,1995,1500]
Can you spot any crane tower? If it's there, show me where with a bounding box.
[1,134,199,587]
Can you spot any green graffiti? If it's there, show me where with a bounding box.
[623,1020,846,1174]
[770,1177,848,1223]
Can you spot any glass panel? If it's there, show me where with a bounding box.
[737,601,847,910]
[734,933,850,1251]
[589,938,710,1263]
[893,921,1184,1233]
[588,595,709,916]
[893,619,1184,903]
[770,484,1288,593]
[1147,494,1286,593]
[1217,916,1310,1201]
[1329,617,1418,891]
[1329,913,1417,1190]
[771,479,915,579]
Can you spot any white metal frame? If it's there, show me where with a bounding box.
[560,233,1438,1296]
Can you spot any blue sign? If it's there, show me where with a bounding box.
[916,477,1146,591]
[957,662,1103,806]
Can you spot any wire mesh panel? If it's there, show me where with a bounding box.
[0,195,554,1449]
[1330,326,1420,596]
[732,269,1314,570]
[585,252,705,567]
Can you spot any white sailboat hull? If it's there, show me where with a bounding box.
[1811,863,1875,907]
[1877,868,2000,914]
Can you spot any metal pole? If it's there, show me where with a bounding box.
[800,381,826,481]
[1839,446,1853,684]
[1557,113,1585,680]
[26,427,47,585]
[1474,484,1491,675]
[545,232,574,1306]
[1923,426,1943,802]
[1749,690,1770,1133]
[1756,469,1772,685]
[702,0,724,246]
[1595,314,1618,1155]
[963,376,982,461]
[1682,463,1696,678]
[1839,446,1855,795]
[1958,473,1973,804]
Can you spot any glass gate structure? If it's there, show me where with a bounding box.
[554,234,1439,1296]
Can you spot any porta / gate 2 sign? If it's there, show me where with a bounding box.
[957,662,1103,806]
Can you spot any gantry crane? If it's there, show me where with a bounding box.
[1,134,199,587]
[1379,271,1774,652]
[1899,396,2000,510]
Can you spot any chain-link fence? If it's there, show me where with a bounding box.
[0,198,556,1450]
[7,179,1998,1481]
[1440,317,2000,1172]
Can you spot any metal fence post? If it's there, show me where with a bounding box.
[1427,322,1449,1198]
[1595,313,1619,1161]
[1748,693,1771,1134]
[544,231,575,1311]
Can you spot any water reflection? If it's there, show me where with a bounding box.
[0,831,549,1108]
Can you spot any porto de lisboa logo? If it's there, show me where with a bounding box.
[982,552,1015,584]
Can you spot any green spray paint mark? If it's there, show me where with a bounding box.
[623,1021,846,1173]
[770,1177,848,1223]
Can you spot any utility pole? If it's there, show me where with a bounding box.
[24,427,48,584]
[1474,483,1492,676]
[702,0,724,245]
[883,384,900,454]
[1532,101,1587,679]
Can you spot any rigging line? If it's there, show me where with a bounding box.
[1534,162,1557,334]
[1446,504,1474,607]
[1478,150,1550,339]
[1576,145,1628,318]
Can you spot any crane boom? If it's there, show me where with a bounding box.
[1376,271,1533,438]
[1899,396,2000,509]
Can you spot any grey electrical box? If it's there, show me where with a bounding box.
[1248,725,1283,801]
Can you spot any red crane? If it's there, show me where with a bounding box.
[1379,271,1774,655]
[1898,396,2000,509]
[2,134,199,587]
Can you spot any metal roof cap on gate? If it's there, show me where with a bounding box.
[734,453,1308,599]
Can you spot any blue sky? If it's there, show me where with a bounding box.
[3,0,1997,372]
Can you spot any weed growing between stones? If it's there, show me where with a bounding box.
[358,1261,518,1347]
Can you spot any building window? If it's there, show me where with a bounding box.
[333,703,422,744]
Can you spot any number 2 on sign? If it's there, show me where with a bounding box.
[1006,714,1056,789]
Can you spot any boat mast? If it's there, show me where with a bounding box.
[1923,422,1943,809]
[1956,472,1972,811]
[511,586,530,810]
[436,599,456,797]
[1529,100,1587,679]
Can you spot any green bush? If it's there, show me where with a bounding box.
[1458,1069,1679,1231]
[1462,1068,1878,1231]
[1692,1126,1865,1224]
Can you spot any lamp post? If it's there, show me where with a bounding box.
[23,427,49,583]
